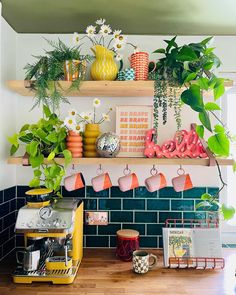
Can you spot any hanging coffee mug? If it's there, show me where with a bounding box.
[172,167,193,192]
[145,166,167,192]
[64,165,85,191]
[132,250,158,274]
[118,165,139,192]
[91,165,112,192]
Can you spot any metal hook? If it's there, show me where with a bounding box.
[177,164,185,176]
[150,164,158,176]
[123,164,131,176]
[96,164,103,175]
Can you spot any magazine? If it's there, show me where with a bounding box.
[163,227,222,267]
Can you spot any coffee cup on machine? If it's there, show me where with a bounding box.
[16,245,40,271]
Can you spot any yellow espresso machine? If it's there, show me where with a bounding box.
[13,194,83,284]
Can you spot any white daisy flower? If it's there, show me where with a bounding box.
[113,29,122,39]
[74,123,83,133]
[80,112,92,123]
[72,32,80,45]
[115,53,123,61]
[95,18,106,25]
[116,35,127,44]
[99,24,112,36]
[64,116,76,130]
[86,25,96,37]
[93,98,101,108]
[102,113,110,121]
[113,41,125,51]
[68,109,77,117]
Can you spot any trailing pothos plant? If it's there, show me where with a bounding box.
[153,36,235,220]
[8,105,72,198]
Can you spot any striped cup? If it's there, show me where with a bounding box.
[118,173,139,192]
[91,173,112,192]
[145,173,167,192]
[64,172,85,191]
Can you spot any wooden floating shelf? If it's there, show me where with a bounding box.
[6,80,233,97]
[7,156,234,166]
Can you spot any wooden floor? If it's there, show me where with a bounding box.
[0,249,235,295]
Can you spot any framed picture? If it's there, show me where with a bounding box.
[85,211,108,225]
[116,105,153,157]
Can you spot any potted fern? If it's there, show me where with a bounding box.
[25,38,92,111]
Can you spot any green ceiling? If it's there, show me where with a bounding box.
[1,0,236,35]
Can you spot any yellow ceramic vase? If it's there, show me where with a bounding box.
[90,45,118,81]
[83,124,101,157]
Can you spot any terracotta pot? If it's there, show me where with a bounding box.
[83,124,100,157]
[64,59,87,82]
[66,131,83,158]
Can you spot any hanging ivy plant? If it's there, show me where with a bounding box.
[152,36,235,219]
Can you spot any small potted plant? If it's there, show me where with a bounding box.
[8,105,72,198]
[24,38,92,111]
[63,98,112,157]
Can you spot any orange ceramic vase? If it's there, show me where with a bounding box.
[66,131,83,158]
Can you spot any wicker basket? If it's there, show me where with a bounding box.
[130,52,149,80]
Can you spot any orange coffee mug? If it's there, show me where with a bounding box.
[172,168,193,192]
[91,172,112,192]
[64,172,85,191]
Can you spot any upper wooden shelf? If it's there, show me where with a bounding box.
[7,156,234,166]
[6,80,233,97]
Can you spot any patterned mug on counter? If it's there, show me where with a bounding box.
[132,250,158,274]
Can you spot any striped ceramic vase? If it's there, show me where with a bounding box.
[90,45,118,81]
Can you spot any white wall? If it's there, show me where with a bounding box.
[0,6,17,190]
[10,33,236,187]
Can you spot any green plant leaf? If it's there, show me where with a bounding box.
[29,177,40,188]
[43,105,52,118]
[10,144,19,156]
[196,125,204,138]
[20,124,30,132]
[233,160,236,172]
[221,204,235,220]
[8,134,18,147]
[49,164,61,177]
[214,82,225,100]
[47,151,55,161]
[164,36,177,53]
[208,133,230,156]
[19,133,34,143]
[181,84,204,112]
[199,110,212,131]
[196,200,211,209]
[46,131,58,143]
[62,149,72,166]
[201,193,212,201]
[28,141,39,157]
[197,77,209,90]
[184,72,197,83]
[203,62,214,70]
[205,102,221,111]
[201,36,213,46]
[176,46,198,61]
[214,124,225,133]
[153,48,165,54]
[34,169,42,177]
[29,153,44,168]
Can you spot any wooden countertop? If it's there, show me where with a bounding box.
[0,248,235,295]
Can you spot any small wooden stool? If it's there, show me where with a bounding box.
[116,229,140,261]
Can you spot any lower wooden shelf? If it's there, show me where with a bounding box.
[7,156,234,166]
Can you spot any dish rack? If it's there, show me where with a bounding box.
[165,218,225,269]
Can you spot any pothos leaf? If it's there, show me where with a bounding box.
[208,133,230,157]
[181,84,204,112]
[221,204,235,220]
[205,102,221,111]
[199,110,212,131]
[196,125,204,138]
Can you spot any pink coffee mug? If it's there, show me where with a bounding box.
[145,173,167,192]
[118,173,139,192]
[172,173,193,192]
[91,173,112,192]
[64,172,85,191]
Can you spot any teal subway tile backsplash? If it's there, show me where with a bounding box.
[147,199,170,210]
[135,212,157,223]
[110,211,133,222]
[99,199,121,210]
[183,187,206,199]
[123,199,145,210]
[159,187,181,198]
[135,187,157,198]
[13,185,219,251]
[171,200,194,211]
